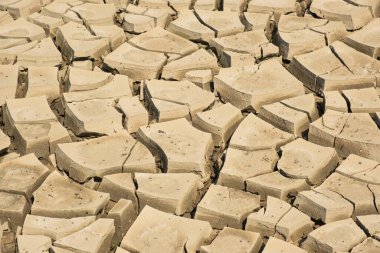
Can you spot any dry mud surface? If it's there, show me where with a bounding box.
[0,0,380,252]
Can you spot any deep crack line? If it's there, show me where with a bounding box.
[121,139,138,173]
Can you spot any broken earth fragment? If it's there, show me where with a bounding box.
[229,114,294,151]
[71,3,116,26]
[246,196,292,237]
[128,27,198,55]
[25,66,60,102]
[247,196,313,242]
[309,110,380,162]
[259,102,310,137]
[200,227,263,253]
[22,215,96,240]
[62,74,132,105]
[32,171,110,218]
[135,173,203,215]
[122,13,155,34]
[90,24,126,51]
[262,237,307,253]
[145,79,215,119]
[138,118,213,178]
[161,48,219,80]
[324,91,348,112]
[210,30,278,64]
[246,171,310,202]
[185,69,213,91]
[290,46,377,93]
[342,87,380,113]
[13,121,71,158]
[148,97,190,122]
[56,21,109,61]
[335,154,380,184]
[117,96,149,133]
[334,113,380,161]
[122,141,157,173]
[344,18,380,59]
[55,132,136,182]
[275,15,346,60]
[107,199,137,247]
[17,38,62,67]
[120,206,212,253]
[64,67,113,92]
[295,189,354,223]
[193,103,243,148]
[278,138,339,185]
[0,153,50,200]
[303,218,367,253]
[194,184,260,229]
[317,172,378,215]
[0,18,45,41]
[26,12,64,37]
[17,235,51,253]
[310,0,373,30]
[356,215,380,236]
[218,148,278,190]
[194,10,245,37]
[0,192,30,228]
[167,10,214,43]
[214,60,304,111]
[97,173,138,210]
[351,238,380,253]
[274,207,313,242]
[53,218,115,253]
[3,96,57,136]
[64,98,123,136]
[103,43,167,80]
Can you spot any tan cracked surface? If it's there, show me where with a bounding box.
[0,0,379,253]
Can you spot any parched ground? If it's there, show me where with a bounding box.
[0,0,380,252]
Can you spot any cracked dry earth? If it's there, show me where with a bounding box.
[1,0,380,253]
